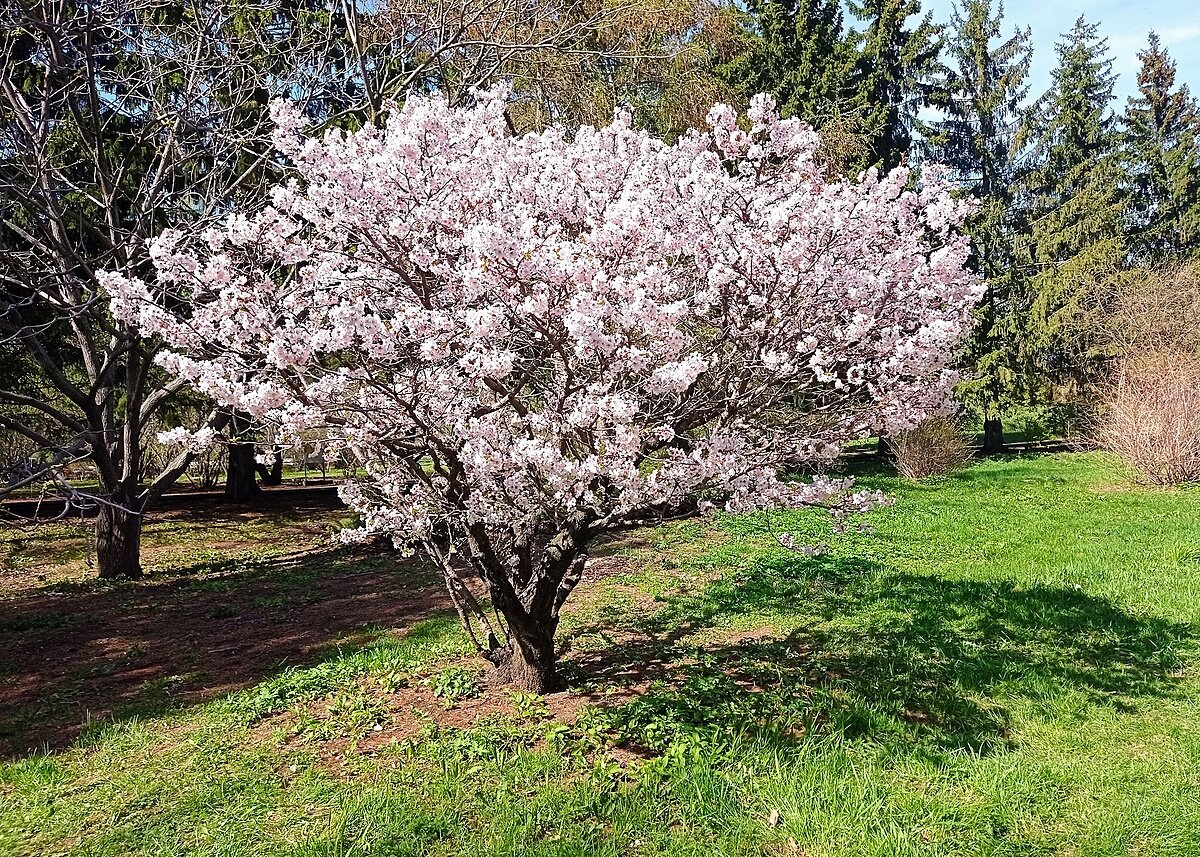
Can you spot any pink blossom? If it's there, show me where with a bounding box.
[105,87,980,562]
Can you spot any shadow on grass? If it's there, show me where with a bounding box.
[0,545,447,758]
[563,554,1193,756]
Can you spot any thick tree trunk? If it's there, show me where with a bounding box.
[225,442,263,500]
[96,499,144,579]
[450,523,591,694]
[982,417,1005,454]
[496,624,559,693]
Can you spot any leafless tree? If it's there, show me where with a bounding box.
[0,0,362,576]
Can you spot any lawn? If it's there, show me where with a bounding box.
[1,453,1198,856]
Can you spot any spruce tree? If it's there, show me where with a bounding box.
[1015,16,1127,404]
[720,0,871,170]
[1122,33,1200,263]
[721,0,849,121]
[845,0,946,170]
[927,0,1032,451]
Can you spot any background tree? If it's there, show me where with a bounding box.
[719,0,845,119]
[845,0,946,170]
[719,0,870,170]
[492,0,746,140]
[926,0,1031,450]
[0,0,319,577]
[1122,33,1200,264]
[1013,16,1127,408]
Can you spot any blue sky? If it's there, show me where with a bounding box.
[918,0,1200,106]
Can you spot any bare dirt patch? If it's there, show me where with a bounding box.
[0,543,448,757]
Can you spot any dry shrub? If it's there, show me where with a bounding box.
[891,416,974,480]
[1096,262,1200,356]
[1087,263,1200,485]
[1092,352,1200,485]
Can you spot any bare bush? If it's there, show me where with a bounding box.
[891,417,975,480]
[1086,263,1200,485]
[1093,262,1200,357]
[1092,352,1200,485]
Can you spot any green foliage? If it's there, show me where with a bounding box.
[926,1,1032,428]
[1122,32,1200,263]
[719,0,874,171]
[290,685,388,741]
[844,0,947,170]
[721,0,850,123]
[427,666,483,705]
[1013,16,1129,404]
[507,691,551,721]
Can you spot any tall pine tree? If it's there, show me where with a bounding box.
[1122,33,1200,263]
[1014,16,1127,405]
[845,0,946,170]
[927,0,1032,450]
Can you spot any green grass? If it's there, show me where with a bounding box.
[3,453,1200,856]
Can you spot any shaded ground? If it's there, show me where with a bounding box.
[0,510,633,759]
[0,493,349,592]
[0,543,449,757]
[0,483,342,520]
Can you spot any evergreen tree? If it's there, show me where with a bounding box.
[1122,33,1200,263]
[845,0,946,170]
[719,0,872,170]
[1015,16,1127,404]
[927,0,1032,451]
[721,0,849,121]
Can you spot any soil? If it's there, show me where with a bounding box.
[0,533,649,759]
[0,542,448,758]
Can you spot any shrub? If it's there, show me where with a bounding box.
[1097,262,1200,357]
[1091,352,1200,485]
[891,417,974,480]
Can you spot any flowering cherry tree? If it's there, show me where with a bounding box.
[102,90,981,691]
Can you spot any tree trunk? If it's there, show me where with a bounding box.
[225,442,263,500]
[982,417,1005,454]
[255,448,283,486]
[96,499,143,579]
[496,624,559,693]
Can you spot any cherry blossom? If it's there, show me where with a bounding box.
[102,88,981,691]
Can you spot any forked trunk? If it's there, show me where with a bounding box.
[446,522,591,694]
[982,417,1005,454]
[96,499,143,579]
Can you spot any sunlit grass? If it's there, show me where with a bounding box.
[2,453,1199,856]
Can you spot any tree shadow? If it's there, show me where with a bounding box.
[562,554,1194,756]
[0,545,448,758]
